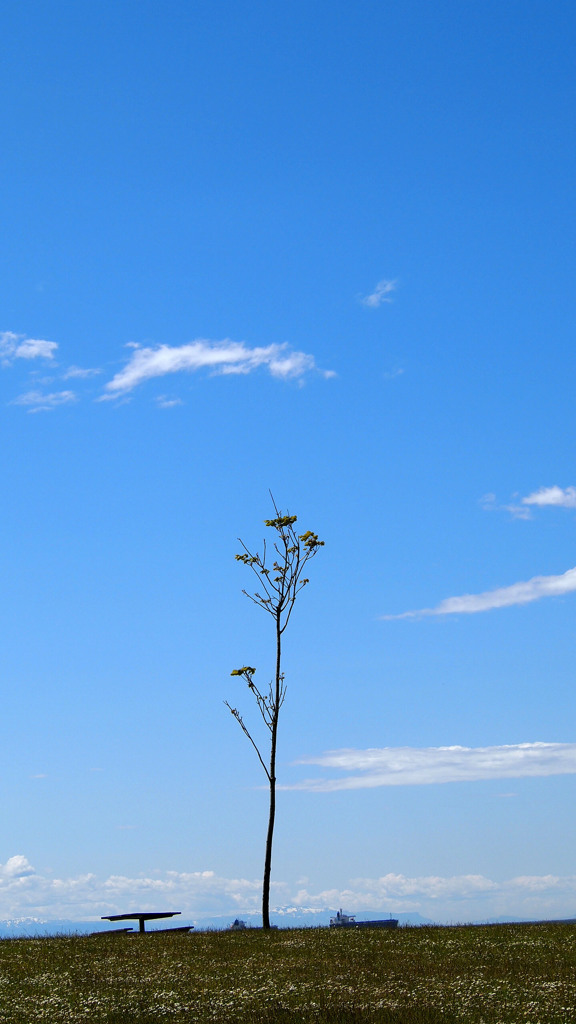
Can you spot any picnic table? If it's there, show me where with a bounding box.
[101,911,193,934]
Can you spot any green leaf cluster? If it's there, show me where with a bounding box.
[298,530,324,550]
[264,514,298,529]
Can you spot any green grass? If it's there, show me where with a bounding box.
[0,923,574,1022]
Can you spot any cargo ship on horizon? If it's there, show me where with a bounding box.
[330,909,398,929]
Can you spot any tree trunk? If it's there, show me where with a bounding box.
[261,612,282,930]
[261,773,275,929]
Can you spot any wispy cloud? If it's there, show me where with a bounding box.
[480,492,532,520]
[285,741,576,791]
[383,566,576,618]
[0,331,58,365]
[103,340,331,397]
[63,366,101,380]
[12,390,77,413]
[360,279,397,308]
[4,334,332,410]
[156,395,183,409]
[482,485,576,519]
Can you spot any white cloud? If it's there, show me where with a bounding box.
[286,741,576,791]
[103,339,328,397]
[12,390,77,413]
[15,339,58,360]
[0,856,35,879]
[360,279,397,308]
[1,856,576,923]
[522,485,576,509]
[482,485,576,519]
[297,874,498,911]
[383,565,576,618]
[295,872,576,920]
[0,858,281,920]
[0,331,58,364]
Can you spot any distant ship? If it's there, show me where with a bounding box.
[330,909,398,929]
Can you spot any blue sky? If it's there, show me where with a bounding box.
[1,0,576,924]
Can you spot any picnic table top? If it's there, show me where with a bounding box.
[102,912,181,923]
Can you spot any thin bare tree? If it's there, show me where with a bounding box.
[225,499,324,930]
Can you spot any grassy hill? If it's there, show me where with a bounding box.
[0,921,574,1022]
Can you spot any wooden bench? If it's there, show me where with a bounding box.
[101,912,193,934]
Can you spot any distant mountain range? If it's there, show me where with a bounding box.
[0,909,429,937]
[0,908,572,938]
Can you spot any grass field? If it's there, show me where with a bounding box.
[0,922,574,1023]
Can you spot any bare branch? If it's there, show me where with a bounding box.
[224,701,271,780]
